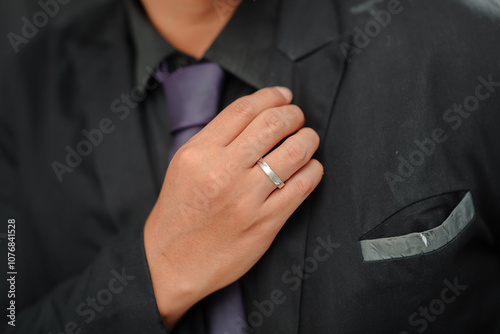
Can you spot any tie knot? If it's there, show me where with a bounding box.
[158,61,225,133]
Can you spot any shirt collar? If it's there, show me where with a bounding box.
[125,0,175,86]
[125,0,280,89]
[205,0,280,89]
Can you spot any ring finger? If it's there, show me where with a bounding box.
[227,104,305,168]
[250,127,320,199]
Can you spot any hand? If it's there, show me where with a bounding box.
[143,87,323,329]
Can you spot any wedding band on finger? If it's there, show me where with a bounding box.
[256,158,285,189]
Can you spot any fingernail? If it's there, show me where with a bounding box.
[276,86,293,101]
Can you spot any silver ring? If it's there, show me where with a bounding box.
[256,158,285,189]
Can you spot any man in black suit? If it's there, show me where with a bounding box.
[1,0,500,333]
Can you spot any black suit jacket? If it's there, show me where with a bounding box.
[1,0,500,333]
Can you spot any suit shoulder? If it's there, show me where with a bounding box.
[338,0,500,70]
[6,0,126,59]
[1,0,129,136]
[339,0,500,46]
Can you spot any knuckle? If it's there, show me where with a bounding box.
[285,139,308,164]
[262,109,287,132]
[175,145,201,167]
[287,105,305,124]
[295,176,315,196]
[231,98,255,118]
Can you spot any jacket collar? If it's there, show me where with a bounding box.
[276,0,340,61]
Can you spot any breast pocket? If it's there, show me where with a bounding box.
[360,191,475,262]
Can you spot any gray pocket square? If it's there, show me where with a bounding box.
[360,191,475,262]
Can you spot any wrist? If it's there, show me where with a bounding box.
[143,209,204,329]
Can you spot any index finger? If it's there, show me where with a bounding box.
[200,86,293,146]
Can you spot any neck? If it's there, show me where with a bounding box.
[141,0,240,59]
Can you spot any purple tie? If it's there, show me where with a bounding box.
[157,61,247,334]
[157,61,225,161]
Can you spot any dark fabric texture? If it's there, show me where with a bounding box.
[1,0,500,333]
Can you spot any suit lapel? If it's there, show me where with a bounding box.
[242,1,350,333]
[70,10,158,230]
